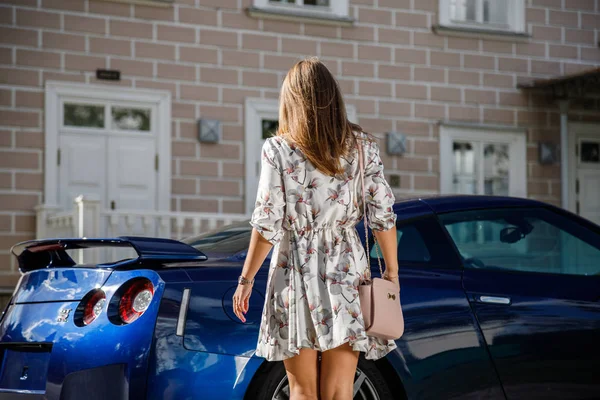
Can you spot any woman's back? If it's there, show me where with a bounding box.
[250,132,397,361]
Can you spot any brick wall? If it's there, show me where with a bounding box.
[0,0,599,288]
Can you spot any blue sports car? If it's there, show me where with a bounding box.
[1,196,599,400]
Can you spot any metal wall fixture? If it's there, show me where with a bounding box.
[538,141,559,165]
[198,119,221,143]
[386,131,407,156]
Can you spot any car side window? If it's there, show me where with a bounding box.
[370,217,458,267]
[439,207,600,276]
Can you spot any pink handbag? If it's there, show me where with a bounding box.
[357,137,404,341]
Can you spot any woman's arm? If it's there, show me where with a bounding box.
[373,226,398,278]
[361,138,399,283]
[233,229,272,323]
[233,138,285,322]
[240,228,273,282]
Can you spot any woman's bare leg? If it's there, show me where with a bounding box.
[319,343,360,400]
[283,348,319,400]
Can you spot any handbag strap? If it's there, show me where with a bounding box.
[357,134,384,279]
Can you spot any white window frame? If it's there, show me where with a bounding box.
[244,98,356,214]
[252,0,350,20]
[440,125,527,198]
[44,81,171,211]
[438,0,525,34]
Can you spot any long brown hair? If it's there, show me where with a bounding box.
[277,57,370,177]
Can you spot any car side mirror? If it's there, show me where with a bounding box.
[500,226,524,244]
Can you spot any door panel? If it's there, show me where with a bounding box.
[107,136,157,242]
[463,270,600,399]
[108,136,156,212]
[370,213,505,399]
[59,134,106,211]
[440,207,600,399]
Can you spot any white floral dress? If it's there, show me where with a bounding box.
[250,133,397,362]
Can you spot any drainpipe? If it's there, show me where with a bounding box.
[559,100,569,210]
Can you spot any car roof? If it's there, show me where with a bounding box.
[392,195,547,219]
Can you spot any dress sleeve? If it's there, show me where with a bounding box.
[363,139,397,231]
[249,138,286,245]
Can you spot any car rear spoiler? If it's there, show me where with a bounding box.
[10,236,208,273]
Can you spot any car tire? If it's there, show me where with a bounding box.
[244,354,399,400]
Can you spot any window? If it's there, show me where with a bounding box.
[270,0,330,6]
[580,141,600,164]
[440,208,600,276]
[440,125,527,197]
[369,217,458,267]
[262,119,279,140]
[251,0,351,24]
[63,103,152,132]
[438,0,525,34]
[64,103,104,128]
[111,107,151,131]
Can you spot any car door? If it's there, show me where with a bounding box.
[370,204,505,400]
[439,206,600,400]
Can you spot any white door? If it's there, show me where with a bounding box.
[576,137,600,225]
[59,135,156,211]
[107,136,156,212]
[58,100,160,238]
[59,133,107,210]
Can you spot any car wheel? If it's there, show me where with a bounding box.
[245,355,397,400]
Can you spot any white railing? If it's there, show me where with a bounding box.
[36,196,251,263]
[102,209,250,240]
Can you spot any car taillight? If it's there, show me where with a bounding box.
[75,289,106,327]
[84,291,106,326]
[116,279,154,324]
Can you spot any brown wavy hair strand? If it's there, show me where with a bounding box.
[277,57,369,177]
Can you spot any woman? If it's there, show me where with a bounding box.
[232,57,399,400]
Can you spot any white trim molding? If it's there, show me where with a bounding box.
[244,98,279,215]
[440,124,527,198]
[44,81,172,212]
[438,0,525,35]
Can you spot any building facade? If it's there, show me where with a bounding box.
[0,0,599,299]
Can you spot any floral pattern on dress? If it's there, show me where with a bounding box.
[250,133,397,362]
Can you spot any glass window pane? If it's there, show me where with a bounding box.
[304,0,329,5]
[440,208,600,276]
[269,0,296,3]
[484,0,508,25]
[452,141,477,194]
[262,119,279,140]
[111,107,151,131]
[370,217,456,266]
[483,143,509,196]
[451,0,476,22]
[64,103,105,128]
[581,141,600,163]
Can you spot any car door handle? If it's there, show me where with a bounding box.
[479,295,511,305]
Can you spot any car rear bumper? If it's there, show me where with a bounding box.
[0,270,164,400]
[0,364,128,400]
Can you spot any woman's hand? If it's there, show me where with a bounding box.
[383,273,400,290]
[232,284,253,323]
